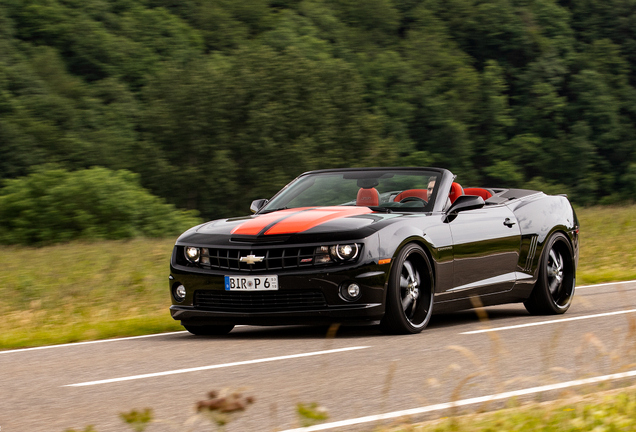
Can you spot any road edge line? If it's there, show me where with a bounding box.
[279,369,636,432]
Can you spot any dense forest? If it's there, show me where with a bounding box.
[1,0,636,222]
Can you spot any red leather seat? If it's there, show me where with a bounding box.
[356,188,379,206]
[463,187,492,200]
[394,189,428,202]
[449,182,463,204]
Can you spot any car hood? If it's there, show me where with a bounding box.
[178,206,410,245]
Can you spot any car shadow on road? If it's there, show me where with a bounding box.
[162,305,531,341]
[429,304,531,330]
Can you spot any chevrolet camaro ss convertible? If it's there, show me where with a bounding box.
[169,167,579,335]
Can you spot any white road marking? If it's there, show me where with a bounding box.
[280,368,636,431]
[0,331,189,354]
[577,279,636,289]
[461,308,636,335]
[64,346,370,387]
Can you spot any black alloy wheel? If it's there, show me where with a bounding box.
[184,324,235,335]
[380,243,434,334]
[524,232,575,315]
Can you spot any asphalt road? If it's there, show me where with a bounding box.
[3,280,636,432]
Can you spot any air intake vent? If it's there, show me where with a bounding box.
[194,290,327,312]
[524,235,539,272]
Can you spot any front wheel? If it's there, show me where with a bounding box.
[183,324,235,335]
[380,243,434,334]
[524,232,575,315]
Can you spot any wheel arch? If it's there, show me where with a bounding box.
[533,227,576,279]
[386,235,437,297]
[380,239,436,333]
[509,194,579,279]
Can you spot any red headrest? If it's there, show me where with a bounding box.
[394,189,428,202]
[356,188,379,207]
[463,188,492,201]
[449,182,463,204]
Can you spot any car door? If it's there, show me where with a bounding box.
[443,203,522,300]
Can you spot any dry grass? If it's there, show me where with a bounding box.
[0,238,181,349]
[576,204,636,284]
[378,383,636,431]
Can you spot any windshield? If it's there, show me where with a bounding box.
[261,169,441,213]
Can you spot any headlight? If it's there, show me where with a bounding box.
[329,244,360,261]
[200,248,210,265]
[315,246,332,264]
[185,246,201,263]
[313,244,361,264]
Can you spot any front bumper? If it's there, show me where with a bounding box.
[169,261,388,326]
[170,303,385,326]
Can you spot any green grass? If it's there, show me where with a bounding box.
[0,238,182,349]
[576,205,636,285]
[0,204,635,350]
[382,386,636,431]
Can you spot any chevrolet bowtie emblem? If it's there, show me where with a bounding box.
[239,254,265,265]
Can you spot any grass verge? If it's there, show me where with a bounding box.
[0,204,635,350]
[382,385,636,431]
[0,238,181,349]
[576,204,636,284]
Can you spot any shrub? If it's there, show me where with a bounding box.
[0,166,201,245]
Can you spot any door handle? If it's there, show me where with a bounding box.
[503,218,516,228]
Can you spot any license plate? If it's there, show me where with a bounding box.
[224,275,278,291]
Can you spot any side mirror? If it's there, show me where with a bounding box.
[250,199,269,213]
[448,195,485,214]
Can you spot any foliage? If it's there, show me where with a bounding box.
[120,408,153,432]
[296,402,329,427]
[0,166,201,245]
[53,385,636,432]
[196,389,255,430]
[1,0,636,220]
[386,389,636,431]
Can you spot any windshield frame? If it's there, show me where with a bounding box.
[259,167,452,214]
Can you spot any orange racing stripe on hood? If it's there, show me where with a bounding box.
[231,206,373,236]
[230,208,313,236]
[264,206,373,235]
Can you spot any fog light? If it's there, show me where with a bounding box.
[174,284,186,302]
[340,282,362,302]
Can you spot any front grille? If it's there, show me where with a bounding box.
[205,247,320,272]
[194,290,327,312]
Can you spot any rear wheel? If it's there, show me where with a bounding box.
[380,243,434,334]
[524,232,575,315]
[183,324,235,335]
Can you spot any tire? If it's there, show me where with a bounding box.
[524,232,575,315]
[380,243,434,334]
[183,324,235,335]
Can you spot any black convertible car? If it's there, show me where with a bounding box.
[169,167,579,335]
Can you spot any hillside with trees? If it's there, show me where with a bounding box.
[1,0,635,224]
